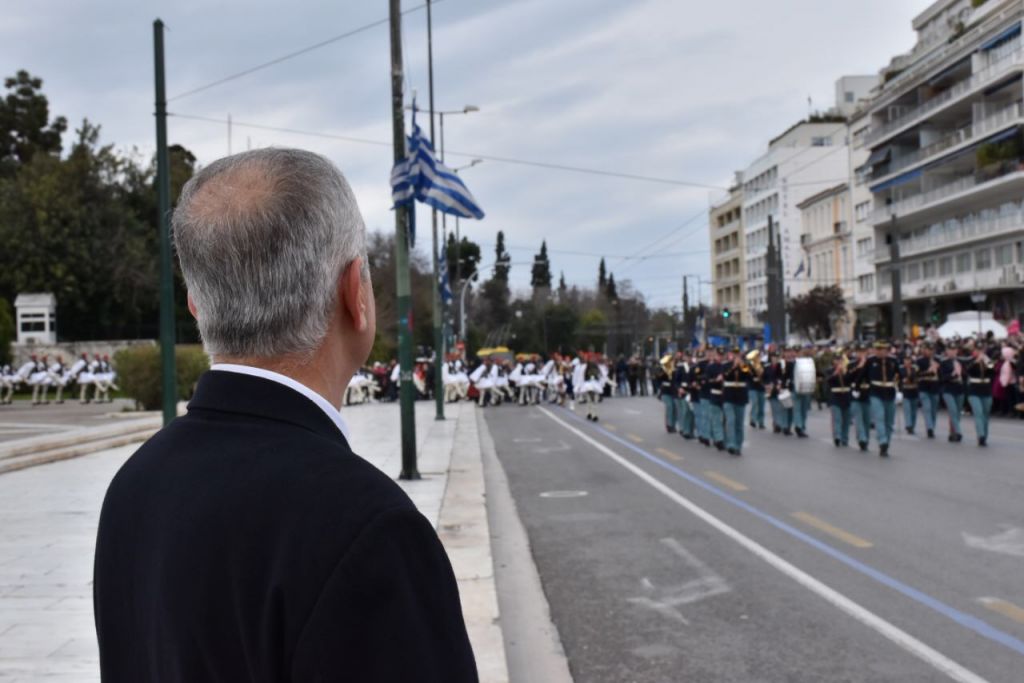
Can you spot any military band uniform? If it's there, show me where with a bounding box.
[706,357,726,450]
[827,365,852,447]
[915,354,941,438]
[864,345,901,457]
[695,358,711,445]
[765,360,791,435]
[673,362,695,439]
[900,363,919,435]
[747,365,766,430]
[964,353,993,446]
[850,359,872,451]
[722,356,750,456]
[656,367,676,433]
[938,354,965,442]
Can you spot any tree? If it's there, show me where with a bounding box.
[786,285,846,340]
[0,70,67,177]
[597,257,607,291]
[445,232,481,289]
[0,298,13,364]
[493,230,510,282]
[558,271,567,297]
[605,272,618,302]
[530,239,552,297]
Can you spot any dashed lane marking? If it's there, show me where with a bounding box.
[655,447,684,462]
[626,433,644,444]
[791,511,873,549]
[702,470,748,492]
[604,424,617,431]
[979,598,1024,625]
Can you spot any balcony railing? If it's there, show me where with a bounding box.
[871,159,1024,224]
[874,201,1024,263]
[875,263,1024,303]
[873,101,1023,181]
[865,42,1024,146]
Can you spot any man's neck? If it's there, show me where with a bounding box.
[212,353,351,410]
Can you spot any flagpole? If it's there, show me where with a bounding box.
[426,0,445,421]
[389,0,419,480]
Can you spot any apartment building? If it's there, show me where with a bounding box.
[797,184,855,340]
[859,0,1024,332]
[710,184,746,326]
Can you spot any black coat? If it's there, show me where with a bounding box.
[94,370,477,682]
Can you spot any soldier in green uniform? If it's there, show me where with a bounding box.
[850,345,873,452]
[706,347,726,451]
[900,354,920,435]
[865,340,901,457]
[722,347,751,456]
[827,353,852,447]
[938,343,965,443]
[673,351,695,439]
[915,343,941,438]
[963,341,994,447]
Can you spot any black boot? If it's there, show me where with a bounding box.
[796,428,808,439]
[927,428,934,439]
[880,444,889,458]
[783,428,792,436]
[773,425,781,434]
[859,441,868,452]
[714,441,725,451]
[978,437,986,447]
[834,438,840,447]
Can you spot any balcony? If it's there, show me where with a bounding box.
[865,42,1024,146]
[875,263,1024,303]
[871,164,1024,225]
[872,101,1023,183]
[874,200,1024,263]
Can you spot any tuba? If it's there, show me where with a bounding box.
[660,354,676,376]
[746,349,763,375]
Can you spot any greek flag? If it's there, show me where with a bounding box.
[438,243,454,304]
[391,106,485,221]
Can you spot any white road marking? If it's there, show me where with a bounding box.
[625,409,642,415]
[539,407,989,683]
[539,490,588,499]
[535,440,572,454]
[628,537,730,625]
[963,527,1024,558]
[513,437,543,443]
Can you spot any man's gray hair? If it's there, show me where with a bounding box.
[173,148,367,360]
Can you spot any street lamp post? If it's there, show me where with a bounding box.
[970,292,986,337]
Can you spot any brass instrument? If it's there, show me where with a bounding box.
[746,349,764,376]
[659,354,676,376]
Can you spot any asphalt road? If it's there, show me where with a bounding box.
[485,397,1024,682]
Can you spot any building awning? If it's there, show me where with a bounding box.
[980,21,1021,51]
[870,167,923,193]
[865,147,891,167]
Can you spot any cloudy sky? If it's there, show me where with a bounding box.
[3,0,928,309]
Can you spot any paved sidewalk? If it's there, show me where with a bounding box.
[0,399,507,682]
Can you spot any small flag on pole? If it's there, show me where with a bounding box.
[391,103,485,222]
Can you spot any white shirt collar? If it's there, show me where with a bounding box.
[210,363,351,442]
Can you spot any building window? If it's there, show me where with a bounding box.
[956,252,972,273]
[20,321,45,332]
[811,136,832,147]
[939,256,953,276]
[995,243,1014,266]
[858,274,875,293]
[856,237,872,257]
[975,248,992,270]
[922,260,936,279]
[905,262,921,282]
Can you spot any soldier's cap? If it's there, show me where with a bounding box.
[873,340,889,349]
[731,346,741,353]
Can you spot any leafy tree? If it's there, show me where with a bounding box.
[786,285,846,340]
[530,240,552,292]
[577,308,608,352]
[0,70,67,177]
[543,303,578,354]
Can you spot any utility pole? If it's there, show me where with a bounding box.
[682,276,690,344]
[425,0,445,421]
[765,215,785,345]
[889,213,903,340]
[153,19,177,427]
[389,0,419,480]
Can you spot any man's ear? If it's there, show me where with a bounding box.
[341,258,368,332]
[187,293,199,321]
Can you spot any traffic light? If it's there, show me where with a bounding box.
[931,309,940,324]
[722,308,731,319]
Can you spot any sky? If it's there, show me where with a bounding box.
[1,0,929,309]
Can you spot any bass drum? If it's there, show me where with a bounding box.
[794,357,817,394]
[777,389,793,409]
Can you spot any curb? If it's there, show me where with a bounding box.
[436,403,510,683]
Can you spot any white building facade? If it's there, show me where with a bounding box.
[858,0,1024,333]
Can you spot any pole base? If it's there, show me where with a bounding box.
[398,468,422,481]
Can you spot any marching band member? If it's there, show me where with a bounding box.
[706,347,726,451]
[915,343,941,438]
[747,350,766,430]
[900,354,920,435]
[673,351,695,439]
[827,352,852,447]
[654,357,676,433]
[694,348,712,445]
[938,343,965,443]
[864,340,901,457]
[580,353,606,422]
[850,346,872,451]
[791,345,815,438]
[964,342,994,447]
[722,347,750,456]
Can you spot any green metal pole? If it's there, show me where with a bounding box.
[153,19,177,427]
[390,0,420,479]
[426,0,445,420]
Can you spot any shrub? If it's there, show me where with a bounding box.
[114,344,210,410]
[0,299,13,365]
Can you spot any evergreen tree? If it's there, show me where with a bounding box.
[558,271,567,295]
[530,239,552,290]
[606,272,618,301]
[598,257,607,291]
[494,230,510,282]
[0,70,67,177]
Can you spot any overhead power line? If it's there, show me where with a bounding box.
[168,112,729,189]
[167,1,443,102]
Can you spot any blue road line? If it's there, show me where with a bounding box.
[557,406,1024,657]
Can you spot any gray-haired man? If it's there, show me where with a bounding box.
[94,149,477,682]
